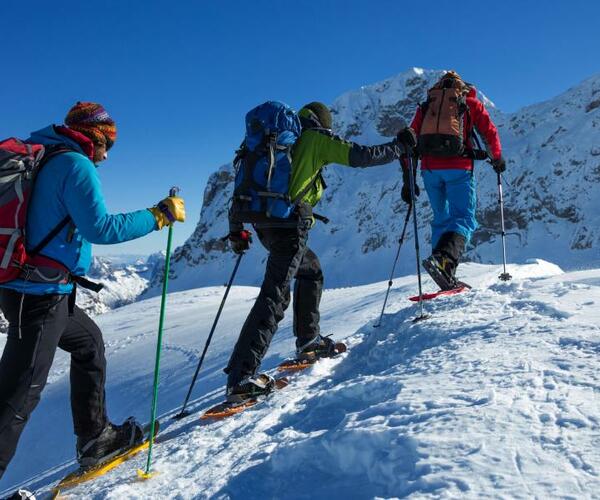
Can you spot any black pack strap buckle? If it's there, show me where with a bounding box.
[71,275,104,293]
[313,212,330,224]
[463,149,489,161]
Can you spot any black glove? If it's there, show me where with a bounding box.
[229,230,252,254]
[491,157,506,174]
[396,127,417,150]
[401,167,420,204]
[401,181,420,204]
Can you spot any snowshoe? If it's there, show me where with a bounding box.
[226,373,277,404]
[409,282,471,302]
[422,254,459,291]
[52,420,159,497]
[278,335,347,372]
[296,334,341,362]
[76,417,144,470]
[202,376,289,420]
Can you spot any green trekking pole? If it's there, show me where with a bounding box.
[138,186,179,480]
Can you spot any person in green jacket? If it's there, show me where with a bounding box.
[225,102,415,400]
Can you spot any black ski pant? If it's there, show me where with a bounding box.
[225,220,323,388]
[0,289,107,479]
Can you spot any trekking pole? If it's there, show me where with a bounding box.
[373,204,412,328]
[173,252,244,420]
[138,186,179,480]
[474,129,512,282]
[406,153,429,322]
[496,172,512,281]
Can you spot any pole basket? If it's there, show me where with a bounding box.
[412,314,430,323]
[173,410,191,421]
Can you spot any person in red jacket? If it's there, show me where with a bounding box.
[402,71,505,289]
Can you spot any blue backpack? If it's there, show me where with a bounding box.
[231,101,302,222]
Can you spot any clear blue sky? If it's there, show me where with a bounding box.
[2,0,599,255]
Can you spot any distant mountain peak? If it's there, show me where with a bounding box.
[145,69,600,294]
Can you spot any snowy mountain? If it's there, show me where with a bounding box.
[75,256,156,316]
[2,260,599,498]
[149,68,600,294]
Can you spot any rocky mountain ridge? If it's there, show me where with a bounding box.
[145,68,600,292]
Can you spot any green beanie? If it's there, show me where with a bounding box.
[299,101,332,130]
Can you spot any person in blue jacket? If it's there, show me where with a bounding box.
[0,102,185,480]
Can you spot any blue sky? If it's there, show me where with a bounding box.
[2,0,599,255]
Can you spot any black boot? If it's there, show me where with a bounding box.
[434,232,466,267]
[295,334,337,362]
[422,254,458,290]
[226,374,276,403]
[76,417,144,469]
[423,232,466,290]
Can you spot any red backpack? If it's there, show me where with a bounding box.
[0,138,72,284]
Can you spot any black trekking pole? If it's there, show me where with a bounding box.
[373,204,412,328]
[496,172,512,281]
[173,252,244,420]
[406,153,429,322]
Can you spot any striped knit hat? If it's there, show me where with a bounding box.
[65,102,117,149]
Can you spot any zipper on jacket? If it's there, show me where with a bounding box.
[436,89,446,133]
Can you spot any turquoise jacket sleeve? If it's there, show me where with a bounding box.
[62,154,157,244]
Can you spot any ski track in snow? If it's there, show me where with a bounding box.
[1,260,599,499]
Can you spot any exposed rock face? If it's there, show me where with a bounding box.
[147,68,600,292]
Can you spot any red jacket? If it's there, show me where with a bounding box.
[411,87,502,170]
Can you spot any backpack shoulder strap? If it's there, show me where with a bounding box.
[29,215,72,257]
[28,145,75,257]
[37,145,74,169]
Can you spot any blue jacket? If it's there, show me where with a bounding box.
[0,126,157,295]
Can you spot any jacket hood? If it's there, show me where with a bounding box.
[28,125,86,156]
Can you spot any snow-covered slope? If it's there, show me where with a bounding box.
[2,260,599,498]
[150,68,600,294]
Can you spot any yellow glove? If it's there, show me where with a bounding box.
[149,196,186,229]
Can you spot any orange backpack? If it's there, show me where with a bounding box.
[417,76,471,157]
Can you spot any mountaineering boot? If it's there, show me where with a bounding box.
[424,232,466,290]
[76,417,144,469]
[422,253,458,291]
[226,373,276,403]
[296,334,337,362]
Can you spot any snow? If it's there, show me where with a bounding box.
[155,68,600,295]
[1,259,599,498]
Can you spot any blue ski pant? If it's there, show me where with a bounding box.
[421,169,478,249]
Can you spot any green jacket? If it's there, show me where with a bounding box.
[289,128,402,207]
